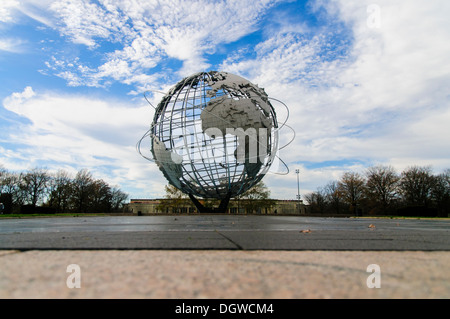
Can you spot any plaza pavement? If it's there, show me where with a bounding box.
[0,215,449,299]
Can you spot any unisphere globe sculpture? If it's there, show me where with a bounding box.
[140,71,279,213]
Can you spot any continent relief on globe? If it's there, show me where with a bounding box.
[200,72,273,176]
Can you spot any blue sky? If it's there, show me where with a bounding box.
[1,0,449,200]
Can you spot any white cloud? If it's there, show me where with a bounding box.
[0,0,19,23]
[0,37,27,53]
[49,0,129,47]
[42,0,282,90]
[219,0,450,199]
[1,0,56,26]
[1,87,167,198]
[3,86,36,104]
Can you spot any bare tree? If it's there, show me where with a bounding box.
[365,165,400,213]
[21,168,50,207]
[71,169,94,213]
[1,171,24,206]
[338,172,366,214]
[110,186,129,211]
[1,168,21,213]
[431,169,450,216]
[304,187,327,214]
[48,169,73,213]
[399,166,435,207]
[323,181,344,214]
[2,166,129,214]
[90,179,112,213]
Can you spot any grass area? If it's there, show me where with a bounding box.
[0,213,110,218]
[351,215,449,220]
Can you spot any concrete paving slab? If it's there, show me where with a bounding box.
[1,250,449,299]
[1,216,449,299]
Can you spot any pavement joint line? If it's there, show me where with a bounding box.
[215,230,243,250]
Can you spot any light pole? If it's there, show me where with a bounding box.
[295,169,301,214]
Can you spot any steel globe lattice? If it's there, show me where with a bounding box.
[139,71,281,200]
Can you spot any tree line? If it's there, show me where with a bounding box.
[304,165,449,217]
[0,166,128,214]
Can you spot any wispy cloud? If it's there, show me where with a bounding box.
[0,37,27,53]
[220,0,450,197]
[41,0,282,91]
[1,87,165,197]
[0,0,19,23]
[1,0,55,26]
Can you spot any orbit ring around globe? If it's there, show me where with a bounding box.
[137,71,294,200]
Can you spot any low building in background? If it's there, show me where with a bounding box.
[126,198,307,215]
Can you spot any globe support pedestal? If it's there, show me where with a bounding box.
[189,193,232,214]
